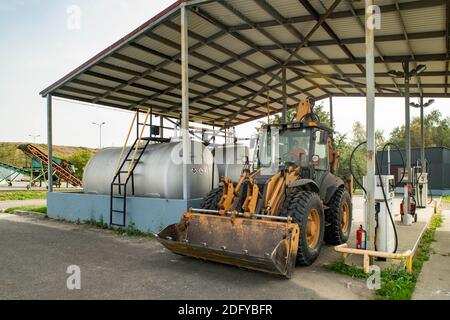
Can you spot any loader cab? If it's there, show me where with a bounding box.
[255,123,331,184]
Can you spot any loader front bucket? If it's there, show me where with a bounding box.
[156,213,299,278]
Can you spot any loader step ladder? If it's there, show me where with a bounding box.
[18,144,82,187]
[110,109,168,227]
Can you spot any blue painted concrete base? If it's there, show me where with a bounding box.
[47,192,203,234]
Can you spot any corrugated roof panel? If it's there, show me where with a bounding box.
[196,74,227,88]
[214,33,251,55]
[198,2,245,26]
[195,45,233,64]
[90,65,134,81]
[135,36,180,58]
[212,68,241,82]
[77,74,120,88]
[118,46,166,66]
[294,21,332,41]
[227,60,259,75]
[326,16,365,39]
[316,45,352,60]
[374,11,404,37]
[227,0,276,23]
[263,25,304,44]
[376,40,410,56]
[188,10,222,38]
[410,38,446,55]
[103,56,147,74]
[402,4,446,33]
[266,0,309,18]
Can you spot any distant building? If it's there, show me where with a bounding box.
[377,147,450,196]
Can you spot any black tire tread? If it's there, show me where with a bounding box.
[201,187,223,210]
[281,190,324,266]
[324,187,352,245]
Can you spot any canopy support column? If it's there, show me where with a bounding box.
[329,96,334,127]
[365,0,376,251]
[181,4,191,200]
[47,94,53,193]
[420,96,425,173]
[282,67,287,123]
[404,62,412,224]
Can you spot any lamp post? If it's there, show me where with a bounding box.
[410,98,434,173]
[388,63,426,225]
[92,122,106,149]
[29,134,40,144]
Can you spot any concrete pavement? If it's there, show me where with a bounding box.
[413,210,450,300]
[0,211,373,300]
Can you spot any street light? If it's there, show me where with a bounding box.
[28,134,40,144]
[388,62,427,225]
[410,98,435,174]
[92,122,106,149]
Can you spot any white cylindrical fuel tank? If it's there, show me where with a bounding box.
[213,144,249,183]
[83,141,219,199]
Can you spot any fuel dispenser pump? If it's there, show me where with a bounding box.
[363,175,397,253]
[414,160,428,209]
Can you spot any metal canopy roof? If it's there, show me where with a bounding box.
[40,0,450,127]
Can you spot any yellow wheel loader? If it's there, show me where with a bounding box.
[157,97,353,278]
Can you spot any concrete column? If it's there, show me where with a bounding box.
[420,96,425,172]
[282,67,287,123]
[404,62,412,222]
[329,96,334,127]
[47,94,53,192]
[365,0,376,251]
[181,5,191,200]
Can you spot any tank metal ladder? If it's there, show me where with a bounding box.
[110,109,152,227]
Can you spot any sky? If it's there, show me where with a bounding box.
[1,0,449,149]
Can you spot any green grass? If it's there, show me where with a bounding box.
[0,191,47,201]
[326,213,444,300]
[442,196,450,203]
[84,217,154,238]
[5,205,47,215]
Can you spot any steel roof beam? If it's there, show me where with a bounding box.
[256,31,446,51]
[224,0,343,124]
[343,0,401,95]
[297,0,372,94]
[228,0,445,31]
[217,0,346,96]
[285,54,449,66]
[253,0,353,95]
[210,74,325,122]
[393,0,423,95]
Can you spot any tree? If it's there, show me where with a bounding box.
[67,150,94,180]
[388,110,450,148]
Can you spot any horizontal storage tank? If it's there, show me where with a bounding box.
[83,141,218,199]
[213,144,249,183]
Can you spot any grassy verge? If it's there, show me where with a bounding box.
[0,191,47,201]
[326,213,444,300]
[83,217,155,238]
[443,196,450,203]
[5,205,47,215]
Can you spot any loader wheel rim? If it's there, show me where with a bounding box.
[341,202,350,234]
[306,208,320,248]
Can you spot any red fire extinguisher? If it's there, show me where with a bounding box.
[356,225,367,250]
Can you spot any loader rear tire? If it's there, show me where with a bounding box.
[282,191,324,266]
[201,187,223,210]
[324,188,352,245]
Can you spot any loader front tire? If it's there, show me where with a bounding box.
[201,187,223,210]
[324,188,352,245]
[282,191,325,266]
